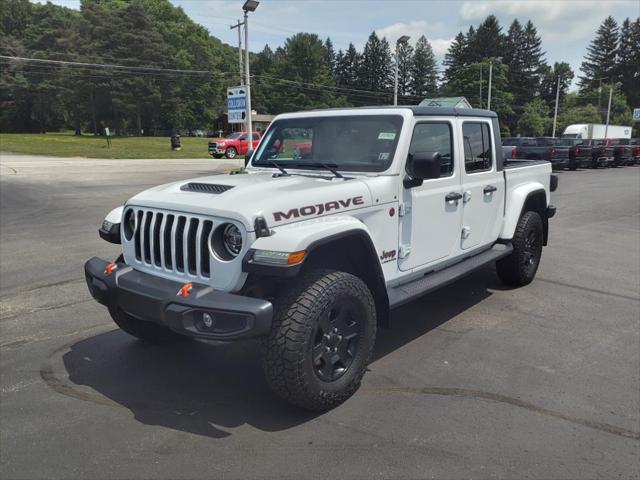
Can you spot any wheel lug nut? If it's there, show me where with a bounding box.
[333,328,338,333]
[325,346,331,352]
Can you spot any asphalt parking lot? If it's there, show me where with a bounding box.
[1,153,639,479]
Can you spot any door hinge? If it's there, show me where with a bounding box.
[398,203,411,217]
[399,244,411,259]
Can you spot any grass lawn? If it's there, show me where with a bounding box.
[0,132,211,159]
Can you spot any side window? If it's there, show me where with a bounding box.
[408,123,454,177]
[462,122,493,173]
[239,135,247,141]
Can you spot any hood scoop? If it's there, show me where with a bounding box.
[180,182,234,194]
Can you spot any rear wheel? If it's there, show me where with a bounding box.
[569,159,577,171]
[262,269,376,411]
[497,211,543,286]
[225,147,237,159]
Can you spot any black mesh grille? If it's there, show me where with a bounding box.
[180,182,234,194]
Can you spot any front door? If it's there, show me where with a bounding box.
[399,120,463,271]
[458,120,504,250]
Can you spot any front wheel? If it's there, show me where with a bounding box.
[496,211,543,286]
[262,269,377,411]
[225,147,237,159]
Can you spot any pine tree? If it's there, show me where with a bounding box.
[616,18,639,108]
[324,37,336,75]
[503,19,546,130]
[359,31,393,95]
[396,40,413,100]
[579,16,619,90]
[442,32,467,84]
[335,42,361,89]
[539,62,574,109]
[410,35,438,98]
[467,15,503,60]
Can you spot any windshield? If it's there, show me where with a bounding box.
[225,133,242,140]
[252,115,403,172]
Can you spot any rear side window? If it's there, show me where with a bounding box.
[462,122,493,173]
[408,122,454,177]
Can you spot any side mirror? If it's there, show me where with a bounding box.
[244,149,254,167]
[404,151,441,188]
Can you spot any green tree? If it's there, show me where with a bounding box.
[539,62,574,110]
[410,35,437,98]
[335,43,361,90]
[579,16,619,90]
[359,31,393,95]
[442,32,467,84]
[395,40,413,100]
[555,98,601,135]
[466,15,504,60]
[516,98,551,136]
[616,18,640,108]
[324,37,336,74]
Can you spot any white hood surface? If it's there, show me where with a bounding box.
[127,171,374,230]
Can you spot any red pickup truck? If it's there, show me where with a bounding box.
[208,132,261,159]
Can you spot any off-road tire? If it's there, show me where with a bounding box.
[496,211,544,286]
[212,154,223,159]
[262,269,376,411]
[225,147,237,159]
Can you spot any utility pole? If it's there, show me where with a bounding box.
[552,75,561,138]
[242,1,259,138]
[230,19,244,85]
[479,65,483,109]
[604,83,613,138]
[393,35,410,106]
[487,57,502,111]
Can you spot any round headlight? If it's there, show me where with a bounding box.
[222,223,242,257]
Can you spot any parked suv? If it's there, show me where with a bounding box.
[208,131,261,159]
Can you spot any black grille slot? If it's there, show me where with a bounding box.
[200,220,213,277]
[187,218,199,275]
[153,213,163,266]
[163,214,174,269]
[143,212,153,264]
[175,216,186,272]
[180,182,234,194]
[134,210,142,260]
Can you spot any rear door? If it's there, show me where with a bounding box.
[458,120,504,250]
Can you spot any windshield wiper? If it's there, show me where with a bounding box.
[267,160,289,176]
[294,162,344,178]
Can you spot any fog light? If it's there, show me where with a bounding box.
[202,312,214,328]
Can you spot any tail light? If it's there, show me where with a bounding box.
[633,146,640,155]
[549,147,556,157]
[511,147,517,158]
[600,146,606,154]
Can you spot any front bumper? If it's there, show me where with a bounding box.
[208,144,225,155]
[84,257,273,340]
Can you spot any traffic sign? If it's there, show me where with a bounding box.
[633,108,640,122]
[227,86,247,124]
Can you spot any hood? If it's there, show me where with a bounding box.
[127,172,373,230]
[208,137,226,143]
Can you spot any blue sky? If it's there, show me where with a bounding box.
[39,0,639,85]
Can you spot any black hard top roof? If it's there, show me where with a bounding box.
[300,105,498,118]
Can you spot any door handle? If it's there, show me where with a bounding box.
[445,192,463,204]
[483,185,498,194]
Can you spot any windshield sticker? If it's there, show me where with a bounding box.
[378,152,390,161]
[378,132,396,140]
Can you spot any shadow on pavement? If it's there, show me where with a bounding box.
[59,269,497,438]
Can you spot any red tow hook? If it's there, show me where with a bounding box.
[104,262,118,276]
[177,282,193,298]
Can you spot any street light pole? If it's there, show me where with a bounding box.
[479,65,483,109]
[486,57,502,111]
[604,83,614,138]
[393,35,410,106]
[552,74,561,138]
[242,0,259,138]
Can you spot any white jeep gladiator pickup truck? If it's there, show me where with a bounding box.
[85,106,557,411]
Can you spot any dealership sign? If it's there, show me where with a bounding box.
[227,86,247,124]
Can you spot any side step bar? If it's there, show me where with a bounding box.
[387,243,513,309]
